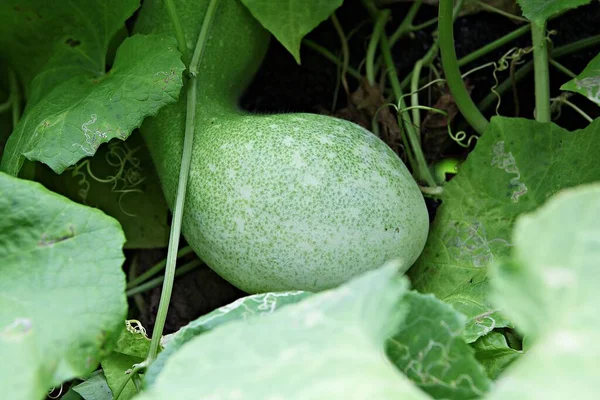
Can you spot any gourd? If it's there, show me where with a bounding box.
[134,0,429,293]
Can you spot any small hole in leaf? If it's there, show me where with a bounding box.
[66,38,81,47]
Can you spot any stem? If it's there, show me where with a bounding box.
[8,68,21,126]
[126,245,193,289]
[389,0,421,45]
[458,24,531,67]
[126,259,203,297]
[366,10,389,86]
[189,0,220,77]
[549,59,577,79]
[302,40,362,80]
[552,34,600,57]
[410,59,425,139]
[380,35,437,188]
[531,21,550,122]
[561,98,593,122]
[438,0,489,134]
[127,254,146,317]
[145,0,221,365]
[164,0,189,62]
[330,13,350,94]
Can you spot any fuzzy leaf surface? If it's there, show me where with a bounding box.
[145,290,310,387]
[488,184,600,398]
[0,172,126,399]
[137,262,430,400]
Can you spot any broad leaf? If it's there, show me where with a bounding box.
[0,0,139,96]
[471,332,521,379]
[516,0,593,25]
[408,117,600,341]
[145,291,311,387]
[387,292,491,399]
[72,371,113,400]
[137,262,430,399]
[36,132,170,248]
[0,172,127,399]
[487,184,600,398]
[1,34,184,175]
[561,52,600,106]
[240,0,343,63]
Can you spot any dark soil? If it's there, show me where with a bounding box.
[137,1,600,334]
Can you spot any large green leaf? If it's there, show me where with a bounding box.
[240,0,343,63]
[387,292,491,399]
[137,262,430,399]
[408,117,600,342]
[0,0,139,96]
[145,291,311,387]
[516,0,593,25]
[561,52,600,106]
[487,184,600,398]
[0,172,127,399]
[1,34,185,175]
[471,332,521,379]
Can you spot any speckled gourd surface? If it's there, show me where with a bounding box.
[135,0,429,293]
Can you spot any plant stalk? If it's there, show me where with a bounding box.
[127,259,203,297]
[531,21,551,122]
[366,10,390,86]
[438,0,489,134]
[146,0,221,365]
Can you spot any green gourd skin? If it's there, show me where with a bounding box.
[135,0,429,293]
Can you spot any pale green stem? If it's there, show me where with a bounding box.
[146,0,221,365]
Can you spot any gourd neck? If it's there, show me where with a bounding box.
[135,0,270,114]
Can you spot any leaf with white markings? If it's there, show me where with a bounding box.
[561,51,600,106]
[145,291,311,387]
[387,292,491,399]
[1,34,184,175]
[137,262,430,400]
[408,117,600,342]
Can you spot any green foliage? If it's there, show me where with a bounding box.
[409,117,600,342]
[387,292,491,399]
[136,262,430,400]
[145,291,311,387]
[0,172,127,399]
[240,0,344,63]
[516,0,593,25]
[487,183,600,398]
[561,51,600,106]
[1,34,185,175]
[0,0,139,95]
